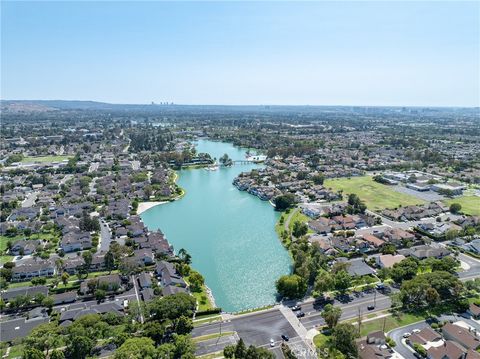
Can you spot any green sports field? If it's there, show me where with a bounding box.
[21,155,72,163]
[324,176,425,211]
[444,196,480,216]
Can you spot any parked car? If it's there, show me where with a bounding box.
[403,332,411,338]
[291,305,301,311]
[367,305,375,310]
[270,339,275,347]
[281,334,290,341]
[296,312,305,318]
[412,329,421,334]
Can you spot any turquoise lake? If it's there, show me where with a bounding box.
[141,139,291,312]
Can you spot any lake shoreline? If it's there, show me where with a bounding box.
[137,201,168,214]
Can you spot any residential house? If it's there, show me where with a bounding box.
[0,316,50,342]
[9,239,41,255]
[400,245,451,260]
[61,230,92,252]
[11,259,56,282]
[362,234,386,248]
[468,304,480,320]
[376,254,406,269]
[156,261,187,288]
[427,341,466,359]
[442,323,480,350]
[1,286,49,303]
[409,327,442,346]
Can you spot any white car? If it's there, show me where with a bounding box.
[412,329,421,334]
[403,332,411,338]
[270,339,275,347]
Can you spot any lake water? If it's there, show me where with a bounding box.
[141,139,291,312]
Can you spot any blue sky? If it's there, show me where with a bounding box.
[2,1,479,106]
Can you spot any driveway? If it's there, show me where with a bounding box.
[21,191,38,208]
[98,219,112,252]
[388,314,480,359]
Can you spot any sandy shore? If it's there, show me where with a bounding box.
[137,201,168,214]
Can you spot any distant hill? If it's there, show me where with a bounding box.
[0,101,59,113]
[1,100,114,111]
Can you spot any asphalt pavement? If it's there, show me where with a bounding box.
[193,289,393,357]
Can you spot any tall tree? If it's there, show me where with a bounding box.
[321,304,342,329]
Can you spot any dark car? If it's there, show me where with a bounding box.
[281,334,290,341]
[367,305,375,310]
[296,311,305,318]
[291,305,301,311]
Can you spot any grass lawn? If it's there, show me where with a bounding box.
[185,276,214,311]
[313,332,330,348]
[193,315,222,327]
[0,255,14,265]
[324,176,425,211]
[196,351,224,359]
[21,155,72,163]
[0,230,61,253]
[0,235,23,252]
[2,344,24,358]
[444,196,480,216]
[356,312,425,337]
[7,270,119,289]
[193,331,234,343]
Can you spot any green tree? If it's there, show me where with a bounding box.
[173,334,196,359]
[312,174,325,185]
[334,270,352,293]
[147,293,196,321]
[425,287,440,306]
[235,338,248,358]
[292,221,308,238]
[173,315,194,335]
[276,274,307,299]
[321,304,342,329]
[274,194,296,211]
[105,250,115,273]
[188,270,204,292]
[23,323,60,356]
[65,335,94,359]
[61,272,70,286]
[143,321,168,344]
[449,203,462,214]
[156,343,176,358]
[23,348,45,359]
[223,344,236,358]
[49,350,65,359]
[95,289,107,302]
[178,248,192,265]
[331,323,358,358]
[114,337,156,359]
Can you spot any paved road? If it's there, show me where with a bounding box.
[193,289,392,357]
[98,219,112,252]
[193,309,298,347]
[21,191,38,208]
[298,291,392,329]
[284,208,299,232]
[457,253,480,280]
[195,333,240,356]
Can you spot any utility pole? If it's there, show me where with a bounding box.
[374,290,377,308]
[216,320,222,345]
[357,307,362,334]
